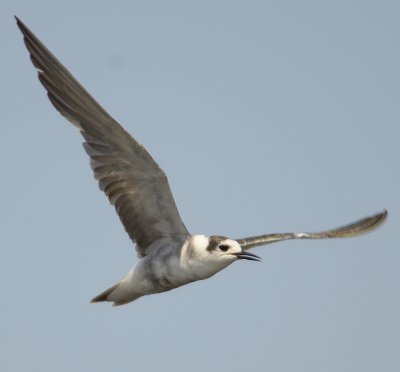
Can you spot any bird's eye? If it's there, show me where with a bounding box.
[219,244,229,252]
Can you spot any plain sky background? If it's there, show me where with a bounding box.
[1,1,398,371]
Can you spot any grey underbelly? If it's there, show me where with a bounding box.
[142,254,196,293]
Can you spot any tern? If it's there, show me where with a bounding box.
[16,17,387,306]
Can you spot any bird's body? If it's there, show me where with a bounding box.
[96,235,244,305]
[16,17,387,306]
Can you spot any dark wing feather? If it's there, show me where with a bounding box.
[238,210,387,250]
[16,17,189,256]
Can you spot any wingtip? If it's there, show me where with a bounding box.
[14,15,22,26]
[15,15,26,34]
[375,209,388,226]
[381,208,388,223]
[334,208,388,237]
[344,208,388,236]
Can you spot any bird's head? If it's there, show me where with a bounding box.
[184,235,261,279]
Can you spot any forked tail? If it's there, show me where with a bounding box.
[91,283,119,304]
[91,281,143,307]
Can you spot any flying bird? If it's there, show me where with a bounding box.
[16,17,387,306]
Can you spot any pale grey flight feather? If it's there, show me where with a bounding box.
[238,210,388,250]
[15,17,189,257]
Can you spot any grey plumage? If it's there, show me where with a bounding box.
[238,210,388,250]
[16,17,387,306]
[16,16,189,258]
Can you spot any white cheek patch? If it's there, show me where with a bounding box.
[223,239,242,254]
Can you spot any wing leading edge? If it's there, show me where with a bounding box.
[238,210,387,250]
[16,17,189,256]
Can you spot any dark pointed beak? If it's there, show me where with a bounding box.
[233,250,261,262]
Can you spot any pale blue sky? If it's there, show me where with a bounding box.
[1,1,398,371]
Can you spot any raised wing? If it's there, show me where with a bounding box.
[16,17,189,256]
[238,210,387,250]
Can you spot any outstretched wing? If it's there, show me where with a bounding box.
[16,17,189,256]
[238,210,387,250]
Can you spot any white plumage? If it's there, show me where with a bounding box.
[16,17,387,306]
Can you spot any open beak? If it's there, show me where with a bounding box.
[233,250,261,262]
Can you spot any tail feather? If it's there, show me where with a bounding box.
[91,283,119,303]
[91,279,143,306]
